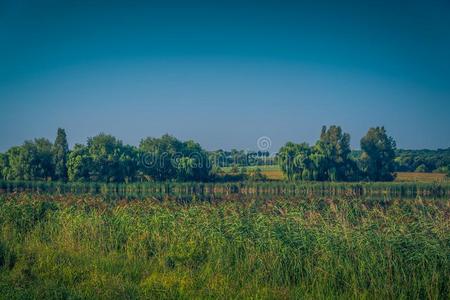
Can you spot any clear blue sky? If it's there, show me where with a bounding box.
[1,0,449,152]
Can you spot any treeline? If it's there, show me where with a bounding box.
[394,149,450,173]
[278,126,397,181]
[0,129,212,183]
[1,127,449,183]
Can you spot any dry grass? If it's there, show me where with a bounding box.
[260,169,284,180]
[222,166,449,182]
[395,172,448,182]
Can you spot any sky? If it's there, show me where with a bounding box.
[1,0,449,152]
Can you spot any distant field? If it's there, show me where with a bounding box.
[221,166,448,182]
[395,172,448,182]
[220,165,284,180]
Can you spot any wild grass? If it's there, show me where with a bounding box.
[0,193,448,299]
[2,180,450,200]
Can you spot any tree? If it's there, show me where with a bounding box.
[67,134,139,182]
[139,134,183,181]
[360,127,396,181]
[278,126,359,181]
[67,144,92,182]
[315,125,357,181]
[2,139,54,181]
[53,128,69,181]
[278,142,311,180]
[139,134,211,181]
[178,140,211,181]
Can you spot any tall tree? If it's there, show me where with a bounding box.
[312,125,358,181]
[360,126,396,181]
[53,128,69,181]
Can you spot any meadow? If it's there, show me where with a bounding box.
[0,191,449,299]
[221,165,449,182]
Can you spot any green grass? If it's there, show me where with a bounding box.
[0,193,449,299]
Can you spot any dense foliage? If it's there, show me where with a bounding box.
[140,134,211,182]
[278,126,393,181]
[0,193,448,299]
[360,126,397,181]
[0,130,212,183]
[0,138,54,181]
[67,134,139,182]
[394,148,450,173]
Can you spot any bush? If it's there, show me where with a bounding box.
[415,164,427,173]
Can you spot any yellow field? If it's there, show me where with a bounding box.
[260,168,284,180]
[220,165,285,180]
[221,166,448,182]
[394,172,448,182]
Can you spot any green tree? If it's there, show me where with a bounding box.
[67,144,92,182]
[139,134,183,181]
[360,127,396,181]
[3,139,54,181]
[278,142,311,180]
[279,126,359,181]
[53,128,69,181]
[67,134,138,182]
[139,135,211,181]
[178,140,211,181]
[314,125,357,181]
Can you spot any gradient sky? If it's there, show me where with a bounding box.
[1,0,449,152]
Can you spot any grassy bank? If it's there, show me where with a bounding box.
[0,193,448,299]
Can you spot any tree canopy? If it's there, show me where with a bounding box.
[278,126,359,181]
[360,126,396,181]
[139,134,211,182]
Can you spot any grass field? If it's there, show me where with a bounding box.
[0,193,448,299]
[221,166,449,182]
[395,172,448,182]
[221,165,284,180]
